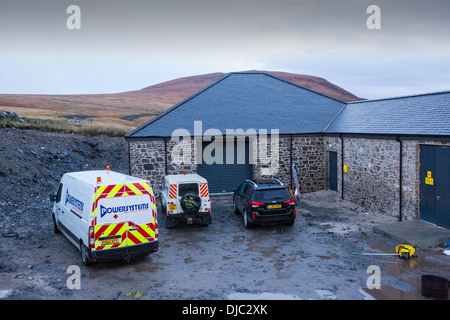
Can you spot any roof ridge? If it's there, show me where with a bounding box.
[229,71,347,104]
[348,89,450,104]
[322,103,347,133]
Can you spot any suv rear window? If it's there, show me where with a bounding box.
[178,183,199,197]
[252,188,291,202]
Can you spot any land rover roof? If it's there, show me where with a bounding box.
[164,174,207,185]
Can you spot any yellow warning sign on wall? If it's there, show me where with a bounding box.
[425,171,434,185]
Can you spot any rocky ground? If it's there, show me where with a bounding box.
[0,127,449,302]
[0,127,128,226]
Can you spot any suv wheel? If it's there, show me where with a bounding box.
[233,199,239,214]
[243,210,253,229]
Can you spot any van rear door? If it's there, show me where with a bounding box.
[93,183,156,251]
[95,185,128,251]
[124,183,157,247]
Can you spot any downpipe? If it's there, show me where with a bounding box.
[396,136,403,222]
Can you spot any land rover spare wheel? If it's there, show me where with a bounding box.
[181,192,201,213]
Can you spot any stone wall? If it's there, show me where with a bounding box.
[130,135,329,196]
[291,136,327,193]
[252,136,291,188]
[129,136,446,220]
[129,139,198,192]
[322,137,449,220]
[253,135,327,193]
[324,137,405,217]
[129,140,167,191]
[166,139,198,175]
[342,137,401,216]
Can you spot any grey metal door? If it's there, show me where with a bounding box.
[420,145,450,228]
[436,147,450,229]
[329,151,338,191]
[198,138,253,193]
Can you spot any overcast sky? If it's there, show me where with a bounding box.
[0,0,449,99]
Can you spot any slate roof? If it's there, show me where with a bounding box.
[325,91,450,136]
[126,72,450,139]
[126,72,346,138]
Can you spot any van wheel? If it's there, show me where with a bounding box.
[81,243,92,266]
[52,213,61,234]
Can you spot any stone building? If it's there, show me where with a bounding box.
[125,72,450,229]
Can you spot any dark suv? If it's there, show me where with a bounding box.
[232,178,296,228]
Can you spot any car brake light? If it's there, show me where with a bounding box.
[284,199,295,204]
[251,201,264,208]
[89,226,95,249]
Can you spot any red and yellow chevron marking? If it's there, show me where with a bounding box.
[127,221,156,245]
[95,222,127,250]
[91,181,157,251]
[168,184,177,199]
[200,183,209,198]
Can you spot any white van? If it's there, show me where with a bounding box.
[160,173,211,228]
[50,167,158,265]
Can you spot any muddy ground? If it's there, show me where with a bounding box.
[1,128,449,300]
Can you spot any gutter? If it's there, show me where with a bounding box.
[164,138,168,175]
[127,141,131,176]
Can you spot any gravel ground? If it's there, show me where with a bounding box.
[1,127,449,301]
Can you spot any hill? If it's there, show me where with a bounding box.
[0,71,362,134]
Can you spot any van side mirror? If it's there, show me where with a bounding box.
[49,193,56,202]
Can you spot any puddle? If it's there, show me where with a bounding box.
[184,257,196,264]
[273,259,285,271]
[0,290,12,299]
[362,286,427,300]
[315,289,336,300]
[316,250,341,260]
[255,280,265,286]
[370,243,450,276]
[227,292,301,300]
[249,245,280,257]
[359,243,450,300]
[316,255,332,260]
